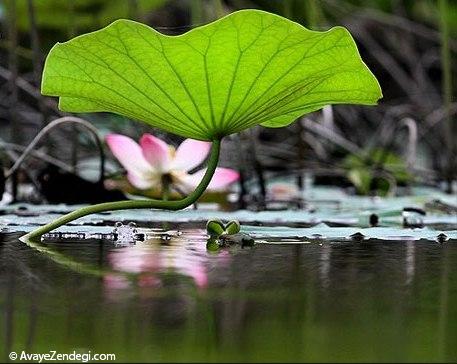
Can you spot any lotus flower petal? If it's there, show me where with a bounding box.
[182,167,239,191]
[139,134,170,172]
[171,139,211,172]
[106,134,151,177]
[126,172,156,190]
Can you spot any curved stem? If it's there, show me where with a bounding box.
[6,116,105,183]
[21,139,221,242]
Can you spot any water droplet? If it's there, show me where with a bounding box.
[105,234,115,241]
[113,221,138,243]
[42,232,89,241]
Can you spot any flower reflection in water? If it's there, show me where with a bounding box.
[104,230,230,294]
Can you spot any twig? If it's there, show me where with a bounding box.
[439,0,455,192]
[0,65,60,113]
[6,0,20,201]
[248,128,266,206]
[0,140,73,173]
[27,0,49,131]
[353,27,421,100]
[233,134,248,209]
[66,1,79,172]
[324,0,457,52]
[0,40,34,59]
[424,103,457,130]
[301,117,362,155]
[399,117,418,171]
[5,117,106,184]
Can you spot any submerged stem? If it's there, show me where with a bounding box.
[21,139,221,242]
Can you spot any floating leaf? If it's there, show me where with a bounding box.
[42,10,382,140]
[225,220,241,235]
[206,219,226,237]
[206,219,241,237]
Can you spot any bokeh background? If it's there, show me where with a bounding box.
[0,0,456,207]
[1,3,457,363]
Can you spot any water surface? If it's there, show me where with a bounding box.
[1,226,457,362]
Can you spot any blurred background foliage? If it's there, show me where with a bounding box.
[11,0,167,31]
[0,0,455,207]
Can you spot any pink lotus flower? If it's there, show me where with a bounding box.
[106,133,239,193]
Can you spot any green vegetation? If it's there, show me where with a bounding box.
[42,10,381,140]
[344,149,412,196]
[23,9,381,241]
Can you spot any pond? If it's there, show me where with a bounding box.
[1,197,456,362]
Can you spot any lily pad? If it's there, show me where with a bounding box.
[42,9,382,141]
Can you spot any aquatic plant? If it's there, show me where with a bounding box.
[206,219,254,251]
[206,219,241,237]
[22,9,382,241]
[344,149,411,196]
[106,133,239,196]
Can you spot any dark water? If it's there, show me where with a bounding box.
[1,229,457,363]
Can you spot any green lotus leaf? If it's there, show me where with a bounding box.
[41,9,382,141]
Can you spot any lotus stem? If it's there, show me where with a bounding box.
[21,139,221,242]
